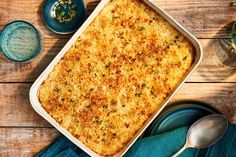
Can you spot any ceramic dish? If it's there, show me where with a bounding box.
[30,0,202,156]
[43,0,86,34]
[0,20,42,62]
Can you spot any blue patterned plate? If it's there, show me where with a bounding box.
[0,21,42,62]
[43,0,86,34]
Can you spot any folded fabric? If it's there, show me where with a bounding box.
[36,124,236,157]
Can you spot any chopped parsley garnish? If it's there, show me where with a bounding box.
[139,26,145,31]
[183,56,188,61]
[54,87,60,92]
[113,15,120,20]
[137,52,144,56]
[150,90,154,95]
[95,120,102,124]
[67,69,72,72]
[102,104,108,108]
[142,83,146,87]
[105,62,112,68]
[135,92,142,97]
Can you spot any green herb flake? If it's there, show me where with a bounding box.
[54,87,61,92]
[150,90,154,95]
[113,15,120,20]
[86,104,91,108]
[102,104,108,109]
[152,16,158,20]
[138,26,145,31]
[67,69,72,72]
[95,120,102,124]
[156,69,160,75]
[135,92,142,97]
[137,52,144,56]
[105,62,112,68]
[183,56,188,61]
[70,98,76,103]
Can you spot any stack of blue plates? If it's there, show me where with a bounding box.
[145,100,219,136]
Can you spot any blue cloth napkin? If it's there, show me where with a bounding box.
[36,124,236,157]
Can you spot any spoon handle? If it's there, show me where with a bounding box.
[171,144,188,157]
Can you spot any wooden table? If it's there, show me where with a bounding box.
[0,0,236,156]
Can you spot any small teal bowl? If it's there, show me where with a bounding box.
[0,21,42,62]
[43,0,86,34]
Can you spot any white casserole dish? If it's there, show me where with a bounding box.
[29,0,203,156]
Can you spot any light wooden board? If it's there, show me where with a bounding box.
[0,0,236,156]
[0,39,235,83]
[0,0,235,39]
[0,128,59,157]
[0,82,235,128]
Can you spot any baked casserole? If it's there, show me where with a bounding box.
[38,0,194,156]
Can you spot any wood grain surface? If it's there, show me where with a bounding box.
[0,128,58,156]
[0,39,235,83]
[0,83,236,128]
[0,0,235,38]
[0,0,236,156]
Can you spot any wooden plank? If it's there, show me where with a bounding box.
[0,38,69,83]
[0,128,59,157]
[172,83,236,123]
[0,39,235,82]
[0,0,235,39]
[152,0,236,38]
[188,38,236,82]
[0,83,51,127]
[0,83,235,127]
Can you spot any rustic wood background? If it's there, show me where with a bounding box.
[0,0,236,156]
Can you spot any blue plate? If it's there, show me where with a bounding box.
[0,21,42,62]
[142,100,220,157]
[145,100,220,136]
[43,0,86,34]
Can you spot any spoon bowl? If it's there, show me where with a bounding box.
[172,114,228,157]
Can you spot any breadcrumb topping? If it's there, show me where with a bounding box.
[38,0,194,156]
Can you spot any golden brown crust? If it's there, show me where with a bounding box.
[38,0,194,156]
